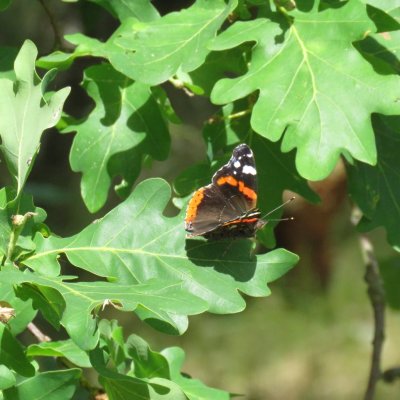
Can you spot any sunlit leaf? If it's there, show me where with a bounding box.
[65,63,169,212]
[0,40,70,196]
[24,179,298,317]
[210,1,400,180]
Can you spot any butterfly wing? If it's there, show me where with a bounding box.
[185,144,259,237]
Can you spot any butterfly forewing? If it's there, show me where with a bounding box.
[185,144,260,238]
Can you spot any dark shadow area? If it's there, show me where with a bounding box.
[185,238,257,282]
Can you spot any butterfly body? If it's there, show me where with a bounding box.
[185,144,266,239]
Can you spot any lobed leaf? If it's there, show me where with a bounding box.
[89,0,160,22]
[111,0,238,85]
[210,0,400,180]
[347,115,400,249]
[0,324,35,377]
[65,63,170,212]
[3,369,80,400]
[1,268,207,349]
[0,40,70,196]
[24,178,298,318]
[27,340,91,368]
[163,347,230,400]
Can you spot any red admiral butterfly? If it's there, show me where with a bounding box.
[185,144,267,239]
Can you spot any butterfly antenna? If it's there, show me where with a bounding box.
[261,196,296,220]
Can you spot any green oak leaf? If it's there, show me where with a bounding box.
[0,40,70,196]
[0,46,18,80]
[112,0,238,85]
[124,333,230,399]
[380,255,400,309]
[89,0,160,21]
[3,369,80,400]
[0,0,11,11]
[126,334,170,379]
[27,340,91,368]
[163,347,230,400]
[65,63,170,212]
[91,347,186,400]
[365,0,400,22]
[1,268,207,349]
[347,115,400,249]
[23,178,298,315]
[38,0,237,86]
[0,365,15,391]
[0,280,36,335]
[210,0,400,180]
[0,324,35,377]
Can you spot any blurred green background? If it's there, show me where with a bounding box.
[1,1,399,399]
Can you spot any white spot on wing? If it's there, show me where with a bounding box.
[242,165,256,175]
[234,160,241,168]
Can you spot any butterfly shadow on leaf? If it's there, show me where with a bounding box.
[184,238,257,283]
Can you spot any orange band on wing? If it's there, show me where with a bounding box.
[216,176,257,201]
[223,217,258,226]
[185,188,205,223]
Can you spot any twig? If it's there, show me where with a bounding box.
[382,367,400,383]
[37,0,66,51]
[168,77,195,97]
[6,212,37,262]
[359,235,386,400]
[27,322,51,342]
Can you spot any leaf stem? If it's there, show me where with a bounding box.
[168,77,195,97]
[208,109,251,124]
[6,212,37,262]
[358,235,386,400]
[28,322,51,342]
[382,367,400,383]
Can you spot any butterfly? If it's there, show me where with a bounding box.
[184,144,267,239]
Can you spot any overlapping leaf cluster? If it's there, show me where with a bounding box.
[0,0,399,398]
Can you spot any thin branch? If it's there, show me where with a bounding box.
[358,235,386,400]
[168,77,195,97]
[37,0,66,51]
[27,322,51,342]
[382,367,400,383]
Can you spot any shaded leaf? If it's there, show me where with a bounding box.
[0,40,70,196]
[198,101,319,246]
[27,339,91,368]
[91,347,186,400]
[126,334,170,379]
[0,281,36,335]
[0,187,47,260]
[0,324,35,377]
[348,115,400,249]
[65,63,170,212]
[3,369,80,400]
[112,0,238,85]
[24,178,298,317]
[210,1,400,180]
[1,268,207,349]
[0,46,18,80]
[89,0,160,21]
[163,347,230,400]
[380,255,400,309]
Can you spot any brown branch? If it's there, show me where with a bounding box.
[382,367,400,383]
[37,0,66,51]
[359,235,386,400]
[27,322,51,342]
